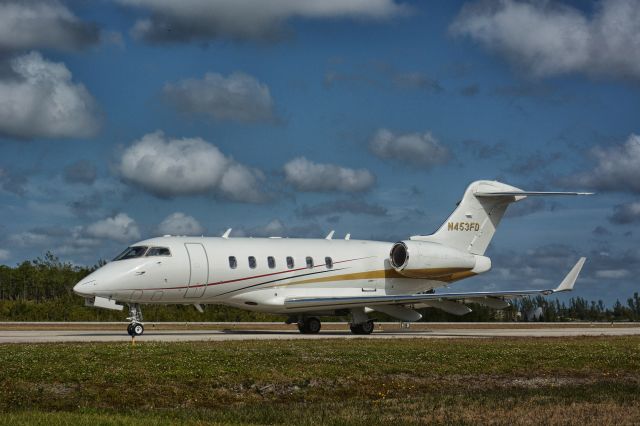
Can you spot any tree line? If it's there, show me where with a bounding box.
[0,252,638,322]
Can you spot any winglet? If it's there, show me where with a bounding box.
[554,257,586,292]
[221,228,232,239]
[325,230,335,240]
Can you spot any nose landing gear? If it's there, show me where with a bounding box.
[127,303,144,336]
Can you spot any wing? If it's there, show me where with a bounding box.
[284,257,586,310]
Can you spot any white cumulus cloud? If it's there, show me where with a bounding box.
[236,218,323,238]
[0,51,101,139]
[0,0,99,52]
[595,269,630,279]
[283,157,375,192]
[609,201,640,224]
[84,213,141,243]
[117,131,266,202]
[450,0,640,80]
[157,212,205,236]
[565,134,640,193]
[118,0,408,43]
[8,231,52,247]
[0,249,9,261]
[163,72,277,123]
[369,128,450,168]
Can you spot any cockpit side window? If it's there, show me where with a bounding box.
[113,246,148,261]
[146,247,171,257]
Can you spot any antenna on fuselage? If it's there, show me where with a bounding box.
[345,233,351,240]
[222,228,232,239]
[325,230,335,240]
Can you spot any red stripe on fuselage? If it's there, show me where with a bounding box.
[118,256,372,292]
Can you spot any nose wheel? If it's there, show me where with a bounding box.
[127,322,144,336]
[126,303,144,336]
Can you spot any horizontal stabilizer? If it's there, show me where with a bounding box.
[475,191,593,197]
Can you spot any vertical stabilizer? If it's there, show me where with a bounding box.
[412,181,522,255]
[410,181,591,255]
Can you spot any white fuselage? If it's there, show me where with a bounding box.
[73,236,463,314]
[71,180,590,334]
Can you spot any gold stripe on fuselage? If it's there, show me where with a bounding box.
[271,267,476,287]
[439,270,477,282]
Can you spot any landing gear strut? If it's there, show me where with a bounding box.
[297,317,321,334]
[127,303,144,336]
[350,320,374,335]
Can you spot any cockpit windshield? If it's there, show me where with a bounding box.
[146,247,171,257]
[113,246,148,261]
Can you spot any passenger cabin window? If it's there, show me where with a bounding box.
[267,256,276,269]
[248,256,257,269]
[286,256,294,269]
[229,256,237,269]
[113,246,147,261]
[306,256,314,269]
[146,247,171,257]
[325,257,333,269]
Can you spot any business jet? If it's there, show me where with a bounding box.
[74,180,590,336]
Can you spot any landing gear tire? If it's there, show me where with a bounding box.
[297,317,321,334]
[350,320,374,335]
[127,323,144,336]
[133,323,144,336]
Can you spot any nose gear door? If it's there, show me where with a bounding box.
[184,243,208,298]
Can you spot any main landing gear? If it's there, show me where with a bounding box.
[127,303,144,336]
[297,317,321,334]
[294,316,375,335]
[350,320,374,335]
[349,308,374,335]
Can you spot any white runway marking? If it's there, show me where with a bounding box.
[1,325,638,343]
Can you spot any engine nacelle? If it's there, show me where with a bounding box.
[389,240,491,279]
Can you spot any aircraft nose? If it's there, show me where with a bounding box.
[73,278,97,297]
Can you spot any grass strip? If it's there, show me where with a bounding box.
[0,336,638,424]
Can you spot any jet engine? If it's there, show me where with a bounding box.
[389,240,490,279]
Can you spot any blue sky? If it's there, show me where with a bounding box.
[0,0,639,304]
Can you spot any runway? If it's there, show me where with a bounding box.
[1,322,638,343]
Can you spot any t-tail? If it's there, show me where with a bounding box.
[412,180,592,255]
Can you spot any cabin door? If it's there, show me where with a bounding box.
[184,243,208,298]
